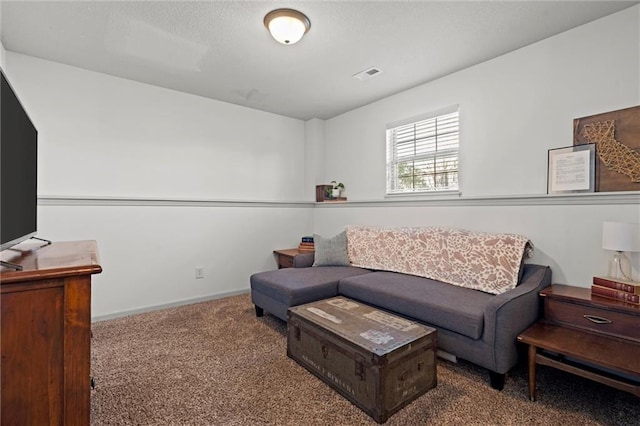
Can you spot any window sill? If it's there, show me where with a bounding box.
[384,190,462,200]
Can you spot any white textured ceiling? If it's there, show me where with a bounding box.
[1,1,637,120]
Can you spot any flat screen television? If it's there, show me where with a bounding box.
[1,69,38,252]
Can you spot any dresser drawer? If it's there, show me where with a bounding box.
[545,298,640,343]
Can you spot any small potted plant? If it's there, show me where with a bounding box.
[331,181,345,198]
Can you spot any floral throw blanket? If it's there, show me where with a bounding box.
[345,225,533,295]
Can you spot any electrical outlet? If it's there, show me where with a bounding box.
[195,266,204,279]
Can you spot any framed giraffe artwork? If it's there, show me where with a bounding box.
[573,105,640,192]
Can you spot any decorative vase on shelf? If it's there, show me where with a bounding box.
[330,181,345,199]
[608,251,632,281]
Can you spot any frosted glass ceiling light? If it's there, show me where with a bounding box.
[602,221,640,281]
[264,9,310,45]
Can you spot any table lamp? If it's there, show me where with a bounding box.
[602,221,640,281]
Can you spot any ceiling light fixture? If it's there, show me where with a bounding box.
[264,8,310,45]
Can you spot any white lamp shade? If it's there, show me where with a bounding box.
[264,9,310,45]
[602,222,640,252]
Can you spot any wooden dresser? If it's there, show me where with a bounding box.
[518,284,639,400]
[1,241,102,425]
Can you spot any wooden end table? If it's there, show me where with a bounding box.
[273,248,312,269]
[517,284,640,401]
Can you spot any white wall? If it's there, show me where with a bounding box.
[4,6,640,318]
[304,118,326,201]
[324,6,639,200]
[0,5,4,69]
[39,202,312,319]
[314,199,639,287]
[4,53,313,319]
[6,54,307,201]
[316,6,640,286]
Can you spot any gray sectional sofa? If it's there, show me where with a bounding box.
[250,251,551,390]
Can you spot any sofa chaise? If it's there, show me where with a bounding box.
[250,226,552,390]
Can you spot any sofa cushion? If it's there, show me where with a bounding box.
[313,231,350,266]
[250,266,370,307]
[338,271,492,340]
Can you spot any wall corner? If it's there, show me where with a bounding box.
[304,118,326,201]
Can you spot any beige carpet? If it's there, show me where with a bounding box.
[90,293,636,425]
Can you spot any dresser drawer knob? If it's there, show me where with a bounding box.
[583,314,612,324]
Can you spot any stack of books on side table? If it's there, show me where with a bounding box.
[592,276,640,305]
[298,236,315,253]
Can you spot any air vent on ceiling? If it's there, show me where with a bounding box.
[353,67,383,81]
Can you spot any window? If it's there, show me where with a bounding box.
[386,107,459,194]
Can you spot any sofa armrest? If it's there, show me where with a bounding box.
[482,264,552,373]
[293,252,315,268]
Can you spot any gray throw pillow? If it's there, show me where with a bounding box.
[312,231,350,266]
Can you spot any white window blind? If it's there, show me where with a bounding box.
[386,107,459,194]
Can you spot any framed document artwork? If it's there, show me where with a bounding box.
[547,144,596,194]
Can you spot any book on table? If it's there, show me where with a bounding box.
[592,276,640,295]
[298,236,315,252]
[591,284,640,305]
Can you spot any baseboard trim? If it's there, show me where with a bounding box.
[437,349,458,363]
[91,289,250,322]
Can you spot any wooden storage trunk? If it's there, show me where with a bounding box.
[287,297,437,423]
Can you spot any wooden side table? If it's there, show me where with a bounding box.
[517,284,640,401]
[273,248,307,269]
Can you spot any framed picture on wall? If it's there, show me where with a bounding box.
[573,105,640,192]
[547,144,596,194]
